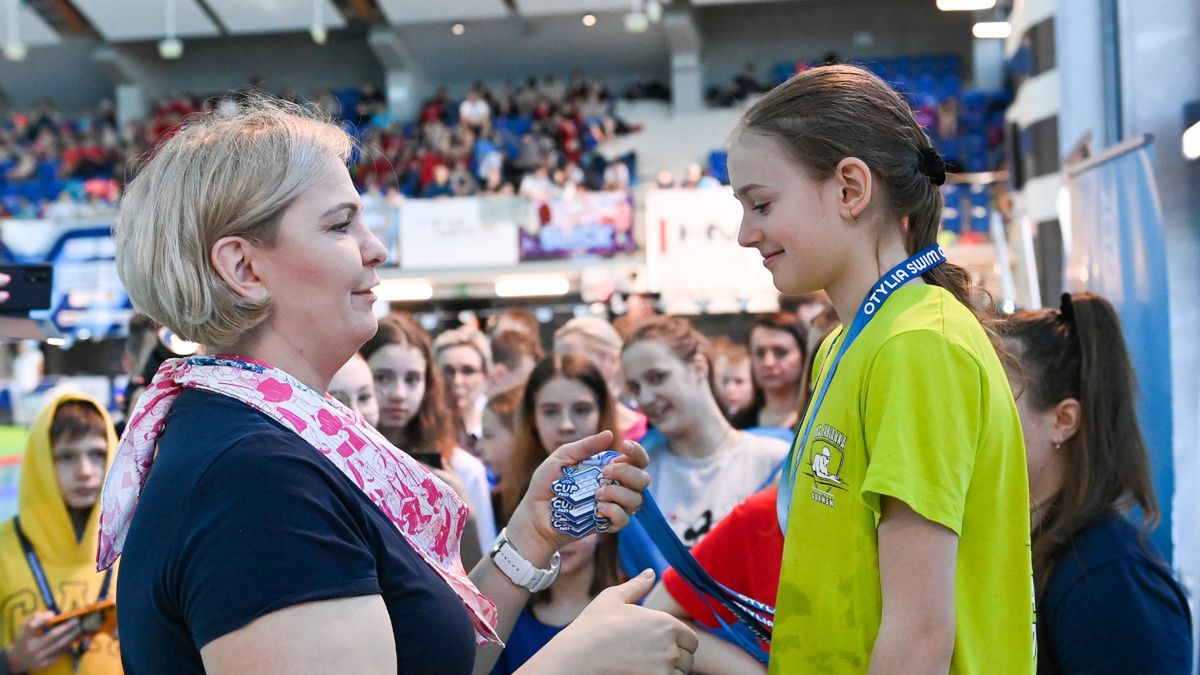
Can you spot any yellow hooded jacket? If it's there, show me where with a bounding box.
[0,393,121,674]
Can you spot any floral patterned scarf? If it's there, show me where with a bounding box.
[97,355,500,643]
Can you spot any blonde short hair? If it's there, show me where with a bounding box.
[432,327,493,373]
[553,316,622,356]
[113,97,352,349]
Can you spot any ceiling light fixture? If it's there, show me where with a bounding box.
[937,0,996,10]
[972,21,1012,39]
[4,0,26,62]
[1183,120,1200,161]
[582,14,596,27]
[495,275,570,298]
[310,0,327,45]
[452,22,465,36]
[157,0,182,59]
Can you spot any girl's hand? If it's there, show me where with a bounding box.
[505,430,649,562]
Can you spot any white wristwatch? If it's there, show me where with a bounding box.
[489,528,561,593]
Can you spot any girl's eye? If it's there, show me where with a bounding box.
[332,220,352,233]
[752,202,770,214]
[571,404,595,416]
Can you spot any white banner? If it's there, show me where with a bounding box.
[644,187,779,315]
[398,197,521,270]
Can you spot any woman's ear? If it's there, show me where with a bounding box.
[1052,398,1083,445]
[833,157,873,222]
[211,236,269,303]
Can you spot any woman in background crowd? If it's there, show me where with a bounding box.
[1001,293,1192,674]
[622,316,788,548]
[434,326,493,450]
[731,313,807,439]
[363,315,497,561]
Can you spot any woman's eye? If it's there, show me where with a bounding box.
[332,221,352,233]
[752,202,769,214]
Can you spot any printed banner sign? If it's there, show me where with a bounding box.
[398,197,522,269]
[520,190,636,261]
[644,188,779,314]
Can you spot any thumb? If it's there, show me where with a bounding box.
[605,568,656,605]
[550,430,614,466]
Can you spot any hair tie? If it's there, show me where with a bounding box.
[918,147,946,186]
[1059,292,1076,326]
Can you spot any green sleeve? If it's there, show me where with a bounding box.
[859,330,985,534]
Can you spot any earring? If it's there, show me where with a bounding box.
[1053,442,1062,450]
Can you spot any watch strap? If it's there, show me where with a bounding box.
[489,528,561,592]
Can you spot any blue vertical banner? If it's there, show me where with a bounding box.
[1064,137,1175,562]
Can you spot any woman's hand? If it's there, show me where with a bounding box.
[505,430,649,564]
[523,569,698,675]
[5,612,83,673]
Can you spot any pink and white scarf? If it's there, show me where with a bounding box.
[97,355,500,644]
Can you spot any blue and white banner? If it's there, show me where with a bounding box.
[1063,138,1175,562]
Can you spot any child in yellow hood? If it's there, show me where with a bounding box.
[0,393,121,674]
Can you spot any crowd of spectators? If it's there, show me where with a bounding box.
[0,73,651,219]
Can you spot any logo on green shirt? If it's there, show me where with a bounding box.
[803,424,849,507]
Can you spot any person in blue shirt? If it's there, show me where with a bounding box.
[1001,293,1192,674]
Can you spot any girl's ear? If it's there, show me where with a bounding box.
[833,157,873,222]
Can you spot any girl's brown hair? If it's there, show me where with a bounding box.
[498,353,619,522]
[1000,293,1158,597]
[360,313,456,462]
[740,65,976,315]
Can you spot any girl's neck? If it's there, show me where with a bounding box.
[668,406,738,459]
[825,231,918,327]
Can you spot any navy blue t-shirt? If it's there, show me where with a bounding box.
[116,389,476,673]
[1037,513,1193,674]
[489,607,566,675]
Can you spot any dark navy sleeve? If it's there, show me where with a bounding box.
[1042,556,1193,674]
[176,432,382,649]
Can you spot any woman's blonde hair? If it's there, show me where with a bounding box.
[114,96,352,349]
[553,316,623,356]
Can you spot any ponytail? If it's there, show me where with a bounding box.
[1000,293,1158,597]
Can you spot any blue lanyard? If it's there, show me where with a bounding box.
[776,244,947,533]
[635,493,774,664]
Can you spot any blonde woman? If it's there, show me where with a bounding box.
[101,99,695,675]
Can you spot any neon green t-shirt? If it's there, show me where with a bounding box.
[769,284,1036,674]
